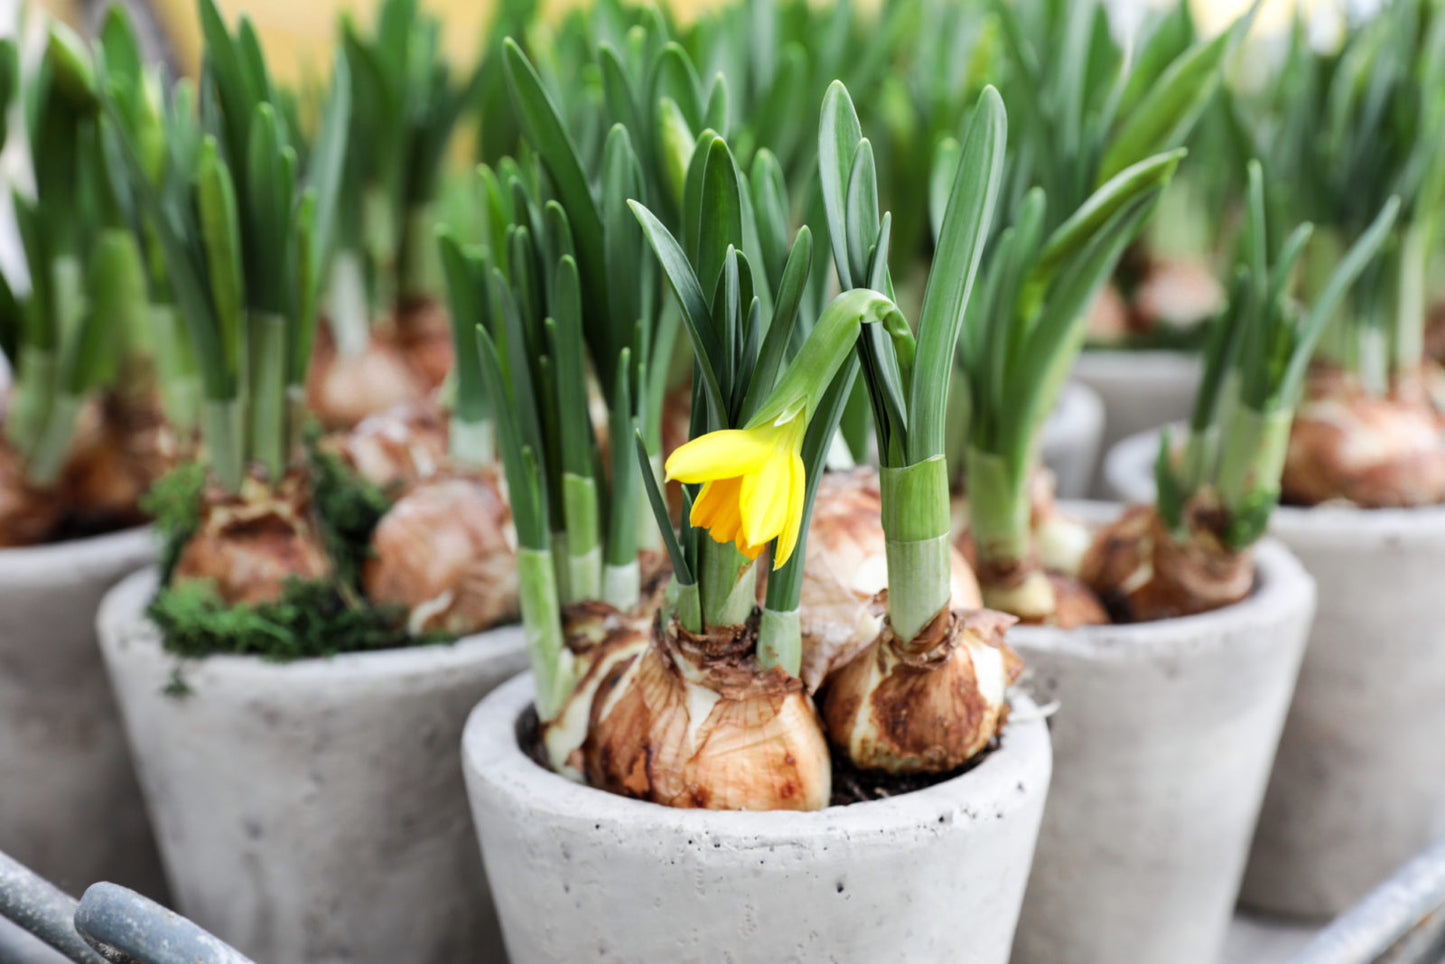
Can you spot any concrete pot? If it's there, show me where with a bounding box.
[1108,428,1445,917]
[0,527,162,901]
[1040,381,1106,500]
[1010,503,1315,964]
[1071,349,1201,497]
[462,673,1051,964]
[97,568,529,964]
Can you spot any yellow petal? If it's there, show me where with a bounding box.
[740,447,790,548]
[691,477,747,546]
[665,429,775,483]
[772,451,807,569]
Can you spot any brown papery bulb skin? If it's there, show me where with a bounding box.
[822,608,1023,775]
[793,468,981,693]
[1133,256,1226,333]
[362,473,519,637]
[584,620,832,811]
[65,393,178,531]
[171,471,332,606]
[1282,367,1445,508]
[539,554,676,779]
[0,440,65,547]
[307,326,427,431]
[1080,502,1252,623]
[1085,282,1132,343]
[320,399,450,492]
[394,297,454,391]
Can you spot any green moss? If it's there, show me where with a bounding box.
[308,445,393,587]
[141,445,433,660]
[149,578,443,661]
[140,461,206,583]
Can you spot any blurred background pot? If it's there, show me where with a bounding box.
[1040,381,1106,499]
[1108,427,1445,918]
[97,568,528,964]
[1071,349,1202,497]
[1010,503,1315,964]
[462,673,1051,964]
[0,527,163,928]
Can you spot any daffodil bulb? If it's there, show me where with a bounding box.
[321,400,449,492]
[796,468,981,692]
[1080,502,1252,623]
[1134,256,1226,333]
[362,473,520,636]
[306,325,427,431]
[821,608,1023,775]
[0,440,65,547]
[172,471,332,605]
[583,618,832,811]
[539,559,674,780]
[1282,366,1445,508]
[541,601,651,781]
[65,393,178,533]
[1029,470,1092,577]
[393,295,455,391]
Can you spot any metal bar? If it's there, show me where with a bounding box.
[0,851,108,963]
[1289,837,1445,964]
[73,883,255,964]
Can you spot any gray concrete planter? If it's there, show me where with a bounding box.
[1108,428,1445,918]
[1041,381,1106,500]
[97,568,529,963]
[1010,502,1315,964]
[462,672,1051,964]
[1071,349,1202,497]
[0,527,161,904]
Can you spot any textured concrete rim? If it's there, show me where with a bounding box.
[0,526,154,583]
[100,567,528,687]
[463,673,1051,840]
[1104,426,1445,545]
[1023,500,1317,660]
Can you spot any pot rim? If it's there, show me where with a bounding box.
[98,567,527,685]
[1074,348,1203,376]
[1104,425,1445,540]
[0,524,153,578]
[1043,381,1103,440]
[1015,499,1316,660]
[462,672,1051,840]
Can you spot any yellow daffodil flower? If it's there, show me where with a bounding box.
[665,413,807,569]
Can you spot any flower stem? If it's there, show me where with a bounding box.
[247,311,288,481]
[881,455,952,643]
[967,446,1055,621]
[757,607,801,676]
[698,539,756,629]
[202,397,245,492]
[603,561,640,611]
[518,546,571,721]
[562,472,601,603]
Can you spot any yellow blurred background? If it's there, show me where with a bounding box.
[35,0,1338,84]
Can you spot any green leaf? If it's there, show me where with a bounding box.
[1280,195,1400,405]
[818,80,862,289]
[636,431,692,585]
[1097,2,1254,185]
[696,135,744,297]
[908,85,1007,464]
[629,199,727,423]
[196,136,244,382]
